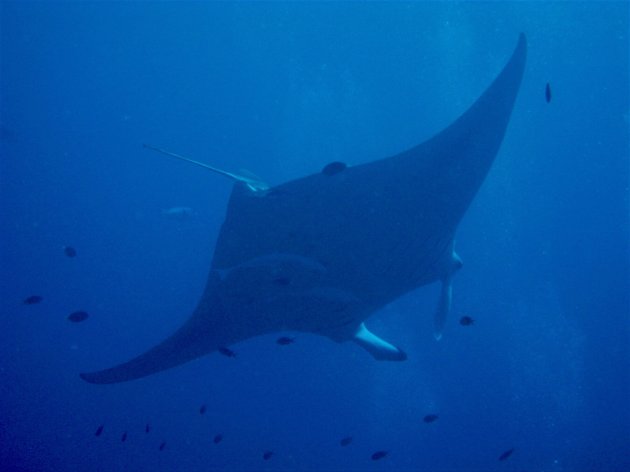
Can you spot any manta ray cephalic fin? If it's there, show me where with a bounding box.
[352,323,407,361]
[433,250,463,340]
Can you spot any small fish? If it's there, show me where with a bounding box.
[121,431,127,442]
[272,276,291,286]
[199,404,207,415]
[159,441,167,451]
[95,424,104,436]
[68,311,89,323]
[145,423,150,433]
[218,346,236,358]
[371,450,388,461]
[423,414,439,423]
[276,336,295,346]
[213,434,223,444]
[23,295,43,305]
[322,161,347,176]
[545,83,552,103]
[339,436,353,447]
[459,316,474,326]
[498,448,515,461]
[263,450,274,460]
[63,246,77,258]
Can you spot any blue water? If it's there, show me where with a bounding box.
[1,2,628,471]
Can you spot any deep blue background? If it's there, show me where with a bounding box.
[1,2,628,471]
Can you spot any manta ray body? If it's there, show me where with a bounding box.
[81,35,526,384]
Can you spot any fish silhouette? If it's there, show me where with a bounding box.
[499,448,515,461]
[371,450,388,460]
[423,414,439,423]
[545,83,551,103]
[68,311,89,323]
[23,295,43,305]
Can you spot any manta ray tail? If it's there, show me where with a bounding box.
[143,144,269,192]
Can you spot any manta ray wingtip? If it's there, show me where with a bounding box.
[79,372,101,384]
[80,369,123,385]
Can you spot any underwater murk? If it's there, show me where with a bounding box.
[1,2,628,472]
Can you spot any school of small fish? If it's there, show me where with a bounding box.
[22,243,518,465]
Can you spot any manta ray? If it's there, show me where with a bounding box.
[81,34,526,384]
